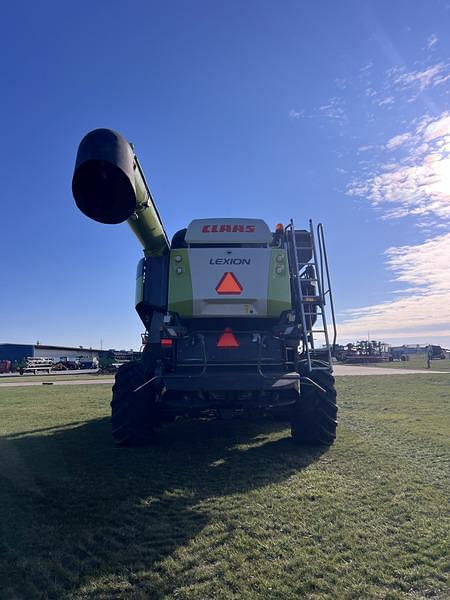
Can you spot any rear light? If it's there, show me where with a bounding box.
[160,339,173,347]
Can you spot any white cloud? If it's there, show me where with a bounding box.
[393,63,449,90]
[376,96,395,107]
[335,77,347,89]
[427,33,438,48]
[288,109,305,119]
[385,132,412,149]
[338,232,450,344]
[422,114,450,141]
[319,97,346,121]
[347,112,450,222]
[360,62,373,74]
[339,57,450,343]
[433,74,450,86]
[365,87,377,97]
[342,111,450,344]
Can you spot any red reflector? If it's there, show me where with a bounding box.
[215,272,243,295]
[216,328,240,348]
[161,339,173,347]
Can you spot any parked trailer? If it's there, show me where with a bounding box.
[336,340,391,364]
[20,357,55,375]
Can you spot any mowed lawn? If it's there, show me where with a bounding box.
[0,376,448,599]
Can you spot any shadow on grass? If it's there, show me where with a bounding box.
[0,416,328,598]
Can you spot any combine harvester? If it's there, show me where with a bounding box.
[72,129,337,445]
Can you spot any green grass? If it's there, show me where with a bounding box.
[0,376,449,599]
[352,353,450,371]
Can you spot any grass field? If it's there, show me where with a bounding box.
[352,354,450,372]
[0,376,449,599]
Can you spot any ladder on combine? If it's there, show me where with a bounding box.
[285,219,336,373]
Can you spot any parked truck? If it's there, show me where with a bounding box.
[72,129,337,445]
[428,345,446,360]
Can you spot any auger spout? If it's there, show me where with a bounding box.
[72,128,169,256]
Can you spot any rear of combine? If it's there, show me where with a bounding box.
[72,128,338,445]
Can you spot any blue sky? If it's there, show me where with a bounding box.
[1,0,450,350]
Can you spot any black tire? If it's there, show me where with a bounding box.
[111,361,160,446]
[291,367,338,445]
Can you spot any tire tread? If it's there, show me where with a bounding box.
[291,364,338,445]
[111,361,157,446]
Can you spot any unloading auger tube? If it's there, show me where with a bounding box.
[72,128,169,256]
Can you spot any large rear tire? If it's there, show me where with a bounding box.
[111,361,160,446]
[291,367,337,445]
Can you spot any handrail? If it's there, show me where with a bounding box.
[285,220,312,372]
[309,220,331,367]
[317,223,337,351]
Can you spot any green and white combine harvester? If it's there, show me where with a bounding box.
[72,129,338,445]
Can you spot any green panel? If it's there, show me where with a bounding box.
[168,249,193,316]
[128,168,169,257]
[267,249,292,317]
[135,276,144,306]
[135,258,145,306]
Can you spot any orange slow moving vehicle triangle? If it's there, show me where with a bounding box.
[216,328,240,348]
[215,272,243,295]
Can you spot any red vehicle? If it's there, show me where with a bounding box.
[0,360,12,374]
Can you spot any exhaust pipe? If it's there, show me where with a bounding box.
[72,128,169,256]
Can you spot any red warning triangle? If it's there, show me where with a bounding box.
[215,272,243,295]
[217,328,240,348]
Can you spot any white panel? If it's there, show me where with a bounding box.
[189,247,271,317]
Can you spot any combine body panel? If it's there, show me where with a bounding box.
[168,245,290,318]
[167,218,290,318]
[72,129,338,446]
